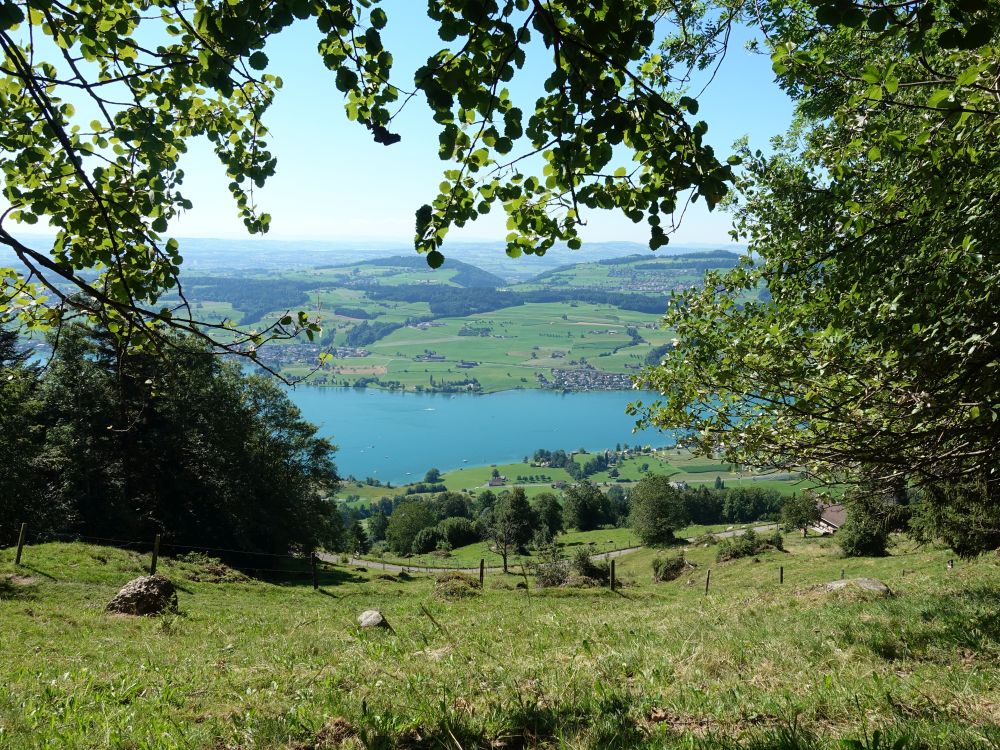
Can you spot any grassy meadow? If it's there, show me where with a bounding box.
[3,535,998,749]
[336,449,819,504]
[315,302,674,393]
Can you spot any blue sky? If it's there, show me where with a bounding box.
[167,7,794,247]
[12,7,795,248]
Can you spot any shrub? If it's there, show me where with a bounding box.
[767,530,785,551]
[629,474,689,545]
[436,516,479,548]
[411,526,445,555]
[386,501,437,555]
[570,546,609,582]
[531,526,555,551]
[651,554,692,583]
[837,516,889,557]
[715,529,785,562]
[532,544,569,588]
[434,539,453,555]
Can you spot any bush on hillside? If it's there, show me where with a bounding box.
[436,516,479,548]
[532,544,570,588]
[715,529,784,562]
[411,526,445,555]
[629,474,689,545]
[570,546,609,582]
[837,516,889,557]
[385,501,437,555]
[651,554,694,583]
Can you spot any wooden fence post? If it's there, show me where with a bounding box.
[311,552,319,590]
[479,558,485,587]
[610,559,616,592]
[704,569,711,595]
[149,533,161,576]
[779,566,784,584]
[15,523,27,566]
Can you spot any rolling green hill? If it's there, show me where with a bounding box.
[162,251,746,392]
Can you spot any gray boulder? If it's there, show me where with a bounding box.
[106,575,178,616]
[815,577,893,597]
[358,609,391,630]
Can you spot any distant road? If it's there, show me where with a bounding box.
[711,523,778,539]
[324,523,779,574]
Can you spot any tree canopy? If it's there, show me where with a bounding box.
[628,474,688,545]
[0,322,343,553]
[0,0,732,359]
[633,0,1000,517]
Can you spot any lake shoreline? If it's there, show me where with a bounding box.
[285,387,675,484]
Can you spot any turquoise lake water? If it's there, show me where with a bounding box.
[286,388,675,483]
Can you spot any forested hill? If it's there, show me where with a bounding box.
[346,256,507,288]
[524,250,743,290]
[165,249,749,328]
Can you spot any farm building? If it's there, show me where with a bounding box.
[811,503,847,535]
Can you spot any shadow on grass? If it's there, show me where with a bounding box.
[15,564,57,581]
[246,563,366,589]
[0,575,39,601]
[840,584,1000,662]
[291,705,958,750]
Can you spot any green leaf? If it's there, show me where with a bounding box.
[937,27,964,49]
[426,250,445,269]
[0,2,24,30]
[959,22,993,50]
[867,8,890,32]
[678,96,699,115]
[815,5,841,26]
[248,52,269,71]
[370,8,387,29]
[335,67,359,92]
[927,89,953,108]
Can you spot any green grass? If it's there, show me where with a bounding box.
[2,537,998,748]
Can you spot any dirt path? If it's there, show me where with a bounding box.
[323,524,778,574]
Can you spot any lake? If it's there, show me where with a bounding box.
[286,387,675,483]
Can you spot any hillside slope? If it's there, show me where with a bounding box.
[2,536,997,748]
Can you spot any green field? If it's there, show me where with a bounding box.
[161,253,755,393]
[336,449,813,504]
[3,536,997,749]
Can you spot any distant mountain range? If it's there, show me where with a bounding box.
[180,238,747,282]
[3,235,745,283]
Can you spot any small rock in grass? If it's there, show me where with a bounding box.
[106,575,178,616]
[358,609,391,630]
